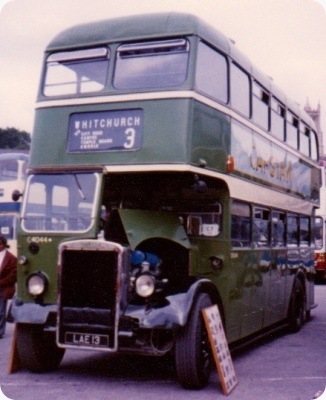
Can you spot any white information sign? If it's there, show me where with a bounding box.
[202,305,238,395]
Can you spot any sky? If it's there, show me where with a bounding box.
[0,0,325,138]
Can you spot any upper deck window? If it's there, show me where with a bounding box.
[286,111,299,149]
[230,63,250,117]
[252,82,269,131]
[299,122,310,157]
[310,130,318,161]
[271,98,285,141]
[195,41,228,103]
[113,39,189,89]
[44,47,110,96]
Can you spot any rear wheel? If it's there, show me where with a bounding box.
[288,278,305,333]
[175,293,213,389]
[16,323,65,372]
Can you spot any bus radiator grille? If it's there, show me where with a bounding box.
[58,249,119,349]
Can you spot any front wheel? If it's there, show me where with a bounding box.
[16,323,65,372]
[175,292,213,389]
[288,278,305,333]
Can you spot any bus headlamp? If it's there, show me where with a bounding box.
[135,274,156,298]
[27,272,48,297]
[209,256,223,270]
[18,256,28,266]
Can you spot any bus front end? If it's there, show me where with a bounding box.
[56,226,194,356]
[57,240,125,352]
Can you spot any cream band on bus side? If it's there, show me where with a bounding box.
[231,121,316,200]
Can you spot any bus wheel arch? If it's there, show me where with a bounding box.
[193,281,225,327]
[174,284,224,389]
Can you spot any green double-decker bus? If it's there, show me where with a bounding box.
[10,13,319,389]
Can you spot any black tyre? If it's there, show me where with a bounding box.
[175,292,213,389]
[288,278,305,333]
[16,323,65,372]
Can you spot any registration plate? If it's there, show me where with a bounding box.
[65,332,109,348]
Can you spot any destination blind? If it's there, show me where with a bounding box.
[67,109,143,152]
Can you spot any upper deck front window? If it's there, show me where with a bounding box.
[113,39,189,89]
[44,48,110,96]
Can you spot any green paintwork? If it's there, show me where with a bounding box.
[30,99,191,168]
[16,228,98,304]
[30,99,231,174]
[46,13,229,55]
[118,209,191,250]
[17,235,63,303]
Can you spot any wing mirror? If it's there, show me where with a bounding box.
[12,190,23,202]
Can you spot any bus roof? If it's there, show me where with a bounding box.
[0,152,29,161]
[46,13,230,52]
[46,12,315,129]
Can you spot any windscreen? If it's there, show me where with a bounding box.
[0,159,18,182]
[0,215,16,239]
[22,173,99,232]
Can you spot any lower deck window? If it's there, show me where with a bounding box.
[287,214,299,246]
[314,217,323,250]
[232,200,312,249]
[181,212,221,237]
[231,201,251,247]
[272,211,286,247]
[253,208,270,247]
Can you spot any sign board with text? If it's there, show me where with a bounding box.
[202,305,238,395]
[67,109,143,152]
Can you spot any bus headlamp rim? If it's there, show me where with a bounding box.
[135,274,156,298]
[26,272,48,297]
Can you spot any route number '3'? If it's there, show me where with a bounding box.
[124,128,136,149]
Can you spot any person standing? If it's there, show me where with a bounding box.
[0,235,17,339]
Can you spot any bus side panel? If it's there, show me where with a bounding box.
[191,101,231,172]
[229,249,269,338]
[266,248,287,325]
